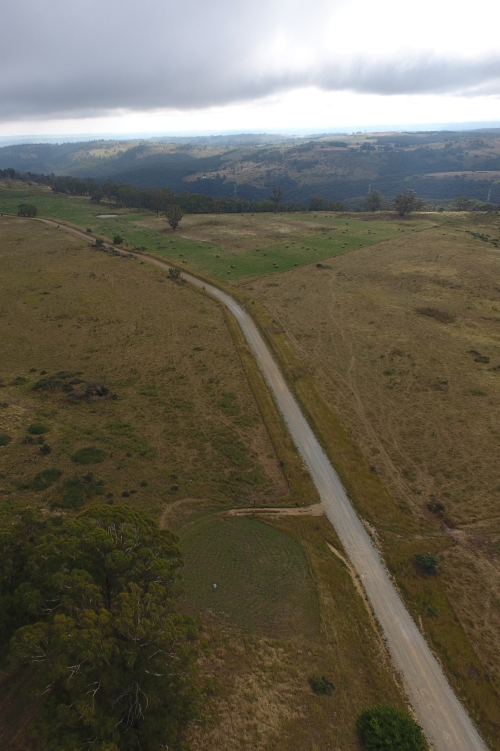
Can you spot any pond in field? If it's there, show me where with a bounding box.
[96,214,118,218]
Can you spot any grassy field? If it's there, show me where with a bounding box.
[243,211,500,747]
[179,513,320,638]
[174,509,405,751]
[0,215,408,751]
[0,181,435,280]
[0,215,293,521]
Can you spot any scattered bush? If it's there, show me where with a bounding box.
[414,553,438,576]
[28,423,50,435]
[113,234,124,245]
[60,472,104,509]
[72,446,108,464]
[39,444,52,456]
[33,371,76,391]
[310,675,335,695]
[168,267,181,280]
[415,307,456,324]
[0,434,12,447]
[356,705,427,751]
[31,468,62,491]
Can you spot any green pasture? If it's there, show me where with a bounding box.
[180,514,320,638]
[0,184,432,281]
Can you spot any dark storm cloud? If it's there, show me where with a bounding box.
[1,0,499,121]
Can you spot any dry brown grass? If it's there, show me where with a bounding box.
[243,213,500,744]
[0,216,406,751]
[0,216,290,517]
[186,514,404,751]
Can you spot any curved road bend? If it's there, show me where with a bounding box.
[22,220,488,750]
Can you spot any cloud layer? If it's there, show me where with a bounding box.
[2,0,499,122]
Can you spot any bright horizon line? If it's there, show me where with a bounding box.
[1,121,500,148]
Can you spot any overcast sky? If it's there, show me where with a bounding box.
[2,0,499,137]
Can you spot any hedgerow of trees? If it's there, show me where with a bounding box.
[1,506,201,751]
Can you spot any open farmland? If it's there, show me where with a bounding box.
[0,215,409,750]
[0,182,434,280]
[244,211,500,742]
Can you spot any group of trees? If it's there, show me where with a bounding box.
[363,189,426,215]
[1,506,201,751]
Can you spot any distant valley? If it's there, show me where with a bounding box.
[1,129,500,206]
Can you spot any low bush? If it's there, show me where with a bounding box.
[113,234,124,245]
[356,705,427,750]
[28,423,50,435]
[310,675,335,695]
[414,553,438,576]
[0,434,12,447]
[72,446,108,464]
[60,473,105,509]
[31,468,62,491]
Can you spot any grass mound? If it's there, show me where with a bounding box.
[28,423,50,435]
[72,446,108,464]
[0,434,12,447]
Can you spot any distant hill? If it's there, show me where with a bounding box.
[1,129,500,205]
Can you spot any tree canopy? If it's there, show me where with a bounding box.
[393,190,425,216]
[2,507,200,751]
[364,189,385,212]
[165,203,184,231]
[17,203,38,217]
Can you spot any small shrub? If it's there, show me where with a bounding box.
[414,553,438,576]
[416,307,456,324]
[426,604,439,617]
[28,423,50,435]
[356,705,426,750]
[86,228,93,233]
[39,444,52,456]
[33,371,75,391]
[113,234,124,245]
[309,675,335,695]
[426,499,445,518]
[168,267,181,280]
[72,446,108,464]
[0,434,12,447]
[95,238,104,247]
[32,468,62,491]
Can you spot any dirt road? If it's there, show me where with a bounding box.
[19,219,489,750]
